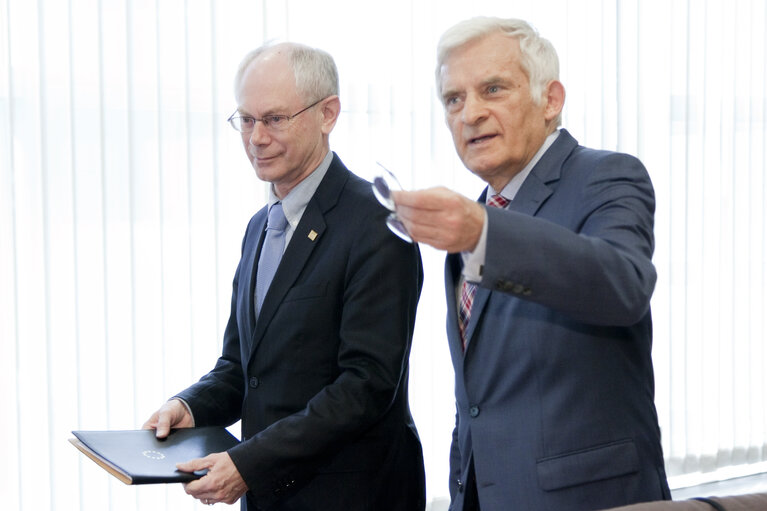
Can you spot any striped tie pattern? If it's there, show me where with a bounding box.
[459,194,510,350]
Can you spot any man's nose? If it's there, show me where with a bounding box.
[249,120,270,145]
[461,94,488,125]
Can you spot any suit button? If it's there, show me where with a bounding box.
[469,405,480,418]
[457,479,464,493]
[249,377,259,388]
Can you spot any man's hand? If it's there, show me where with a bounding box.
[392,187,486,253]
[142,399,194,439]
[178,452,248,506]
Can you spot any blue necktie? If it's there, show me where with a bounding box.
[256,202,288,316]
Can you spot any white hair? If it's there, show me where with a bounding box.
[436,17,561,125]
[234,42,339,103]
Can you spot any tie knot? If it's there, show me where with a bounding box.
[488,194,510,209]
[266,203,288,231]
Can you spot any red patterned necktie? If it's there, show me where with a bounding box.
[459,194,510,350]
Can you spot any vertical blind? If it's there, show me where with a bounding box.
[1,0,765,509]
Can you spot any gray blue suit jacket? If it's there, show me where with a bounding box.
[446,130,671,510]
[177,154,425,510]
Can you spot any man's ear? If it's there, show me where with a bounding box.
[543,80,565,122]
[320,95,341,134]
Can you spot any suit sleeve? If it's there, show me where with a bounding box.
[481,151,656,326]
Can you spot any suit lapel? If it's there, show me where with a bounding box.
[248,154,347,358]
[506,129,577,216]
[461,130,579,351]
[249,201,327,355]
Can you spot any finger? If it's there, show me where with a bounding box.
[155,413,172,439]
[177,456,212,473]
[182,478,204,496]
[397,204,442,228]
[180,467,214,497]
[182,479,210,499]
[397,209,451,245]
[391,188,442,210]
[140,413,158,430]
[390,189,412,206]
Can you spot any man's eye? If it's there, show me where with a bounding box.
[487,85,500,93]
[264,115,288,127]
[241,117,255,126]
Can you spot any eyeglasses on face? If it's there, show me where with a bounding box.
[227,98,326,133]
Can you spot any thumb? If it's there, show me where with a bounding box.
[176,456,212,473]
[155,414,172,439]
[390,189,407,205]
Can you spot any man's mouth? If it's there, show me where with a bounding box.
[468,134,496,145]
[251,150,278,163]
[248,144,277,161]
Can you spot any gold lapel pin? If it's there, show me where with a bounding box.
[308,230,318,241]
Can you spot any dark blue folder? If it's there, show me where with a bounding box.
[70,427,239,484]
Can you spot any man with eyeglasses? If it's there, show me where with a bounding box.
[391,17,670,511]
[143,42,425,510]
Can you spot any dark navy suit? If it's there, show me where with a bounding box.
[447,130,671,510]
[177,154,425,510]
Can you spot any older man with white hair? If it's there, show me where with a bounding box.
[144,41,425,511]
[393,17,671,511]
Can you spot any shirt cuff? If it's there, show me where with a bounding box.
[461,207,489,283]
[171,397,196,427]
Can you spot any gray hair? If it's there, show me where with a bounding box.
[234,42,339,102]
[436,17,560,116]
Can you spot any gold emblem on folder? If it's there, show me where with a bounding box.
[308,230,318,241]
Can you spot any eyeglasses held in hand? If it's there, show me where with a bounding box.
[227,98,325,133]
[372,163,412,243]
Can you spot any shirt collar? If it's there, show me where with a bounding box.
[267,151,333,229]
[488,129,560,202]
